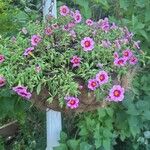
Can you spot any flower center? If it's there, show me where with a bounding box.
[124,52,129,56]
[76,15,80,20]
[0,56,3,60]
[118,60,124,64]
[114,90,121,97]
[34,38,38,43]
[69,100,76,105]
[85,41,90,47]
[0,80,4,84]
[62,8,67,13]
[73,58,79,64]
[99,74,105,81]
[91,81,97,87]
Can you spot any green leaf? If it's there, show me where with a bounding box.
[103,139,111,150]
[53,144,68,150]
[67,139,80,150]
[80,142,93,150]
[119,0,129,10]
[36,83,41,95]
[60,131,68,142]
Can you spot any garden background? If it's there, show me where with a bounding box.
[0,0,150,149]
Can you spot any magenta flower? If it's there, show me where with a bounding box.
[133,41,140,49]
[73,11,82,23]
[114,57,127,67]
[122,49,133,59]
[65,96,79,109]
[96,71,109,85]
[23,47,34,56]
[101,40,111,48]
[108,85,125,102]
[60,5,69,16]
[12,85,32,100]
[31,35,41,46]
[123,27,133,41]
[0,76,6,87]
[113,52,119,59]
[70,56,81,68]
[81,37,95,51]
[0,55,5,63]
[99,18,110,32]
[129,56,138,65]
[88,79,99,90]
[45,27,53,35]
[86,19,94,26]
[68,22,76,28]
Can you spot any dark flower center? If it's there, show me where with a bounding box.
[118,60,124,64]
[0,80,4,84]
[113,90,121,97]
[91,81,97,87]
[85,41,91,47]
[62,8,67,13]
[73,58,79,64]
[99,74,105,81]
[69,100,76,105]
[124,52,129,56]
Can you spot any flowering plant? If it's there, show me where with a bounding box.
[0,5,141,112]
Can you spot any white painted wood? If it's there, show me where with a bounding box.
[43,1,62,150]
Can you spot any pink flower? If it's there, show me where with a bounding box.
[70,56,81,68]
[113,52,119,59]
[65,96,79,109]
[86,19,94,26]
[13,85,32,100]
[96,71,109,85]
[129,56,138,65]
[114,57,127,67]
[69,30,76,38]
[52,23,59,30]
[101,40,111,48]
[122,49,133,59]
[0,76,6,87]
[108,85,125,102]
[21,27,28,35]
[45,27,53,35]
[60,5,70,16]
[110,23,118,30]
[81,37,95,51]
[123,27,133,41]
[31,35,41,46]
[68,22,76,28]
[23,47,34,56]
[133,41,140,49]
[99,18,110,32]
[114,39,121,49]
[88,79,99,90]
[73,11,82,23]
[0,55,5,63]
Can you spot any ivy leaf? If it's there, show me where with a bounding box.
[80,142,93,150]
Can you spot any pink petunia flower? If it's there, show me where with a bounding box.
[0,55,5,63]
[122,49,133,59]
[86,19,94,26]
[114,57,127,67]
[12,85,32,100]
[113,52,119,59]
[114,39,121,49]
[51,23,59,30]
[101,40,111,48]
[65,96,79,109]
[68,22,76,28]
[23,47,34,56]
[99,17,110,32]
[0,76,6,87]
[110,23,118,30]
[88,79,99,90]
[108,85,125,102]
[73,11,82,23]
[31,35,41,46]
[60,5,70,16]
[70,55,81,68]
[129,56,138,65]
[45,27,53,35]
[123,27,133,41]
[81,37,95,51]
[96,71,109,85]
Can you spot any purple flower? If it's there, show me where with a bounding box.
[88,79,99,90]
[122,49,133,60]
[96,71,109,85]
[65,96,79,109]
[81,37,95,51]
[108,85,125,102]
[129,56,138,65]
[23,47,34,56]
[60,5,70,16]
[101,40,111,48]
[31,35,41,46]
[73,10,82,23]
[12,85,32,100]
[114,57,127,67]
[99,18,110,32]
[70,56,81,68]
[113,52,119,59]
[86,19,94,26]
[110,23,118,30]
[114,39,121,49]
[51,23,59,30]
[69,30,76,38]
[133,41,140,49]
[0,76,6,87]
[0,55,5,63]
[123,27,133,41]
[45,27,53,35]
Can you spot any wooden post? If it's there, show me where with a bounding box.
[43,1,62,150]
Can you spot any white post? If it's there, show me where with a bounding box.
[43,1,62,150]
